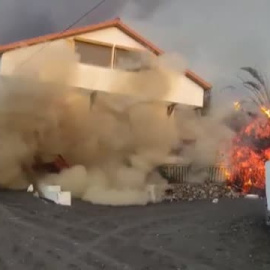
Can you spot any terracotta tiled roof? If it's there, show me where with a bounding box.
[0,18,211,90]
[185,69,212,91]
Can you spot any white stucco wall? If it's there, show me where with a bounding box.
[73,63,204,106]
[0,40,73,75]
[0,27,205,107]
[78,27,146,50]
[168,75,204,107]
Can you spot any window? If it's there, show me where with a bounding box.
[113,47,150,71]
[114,48,133,69]
[75,40,112,67]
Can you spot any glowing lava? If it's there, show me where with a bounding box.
[227,106,270,193]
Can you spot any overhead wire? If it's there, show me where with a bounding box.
[14,0,107,71]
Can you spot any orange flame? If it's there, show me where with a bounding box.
[226,115,270,193]
[260,106,270,118]
[233,101,241,111]
[224,168,231,179]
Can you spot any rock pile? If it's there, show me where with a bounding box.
[164,181,241,202]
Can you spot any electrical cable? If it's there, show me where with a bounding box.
[14,0,107,71]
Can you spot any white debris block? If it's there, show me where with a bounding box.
[41,189,59,202]
[245,194,259,199]
[27,184,61,193]
[39,184,61,193]
[56,192,72,206]
[41,190,72,206]
[212,198,219,204]
[27,184,34,192]
[28,184,72,206]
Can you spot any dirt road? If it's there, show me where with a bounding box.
[0,191,269,269]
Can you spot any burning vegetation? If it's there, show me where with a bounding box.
[225,67,270,195]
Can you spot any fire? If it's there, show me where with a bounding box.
[260,106,270,118]
[225,68,270,194]
[224,168,231,179]
[233,101,241,111]
[227,115,270,193]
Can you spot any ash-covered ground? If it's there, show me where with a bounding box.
[0,191,269,270]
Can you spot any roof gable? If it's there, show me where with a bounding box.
[77,26,147,50]
[0,18,211,90]
[0,18,162,55]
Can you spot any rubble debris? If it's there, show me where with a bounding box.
[245,194,259,199]
[212,198,219,204]
[25,154,72,205]
[32,154,70,174]
[28,184,71,206]
[27,184,34,192]
[164,181,241,201]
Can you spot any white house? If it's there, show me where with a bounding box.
[0,18,211,109]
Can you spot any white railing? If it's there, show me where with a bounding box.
[159,164,228,183]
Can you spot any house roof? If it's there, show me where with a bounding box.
[0,18,212,90]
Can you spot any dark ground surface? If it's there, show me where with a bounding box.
[0,191,269,270]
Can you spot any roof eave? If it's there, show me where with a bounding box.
[0,17,212,90]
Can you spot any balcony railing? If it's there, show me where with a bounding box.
[158,164,228,183]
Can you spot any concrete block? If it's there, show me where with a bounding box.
[28,184,71,206]
[57,192,71,206]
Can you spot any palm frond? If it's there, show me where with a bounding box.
[240,67,270,107]
[243,81,268,105]
[241,67,265,86]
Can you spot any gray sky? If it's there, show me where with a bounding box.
[0,0,269,94]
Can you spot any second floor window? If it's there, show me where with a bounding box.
[75,40,112,68]
[113,47,150,72]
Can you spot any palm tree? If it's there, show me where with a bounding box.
[238,67,270,110]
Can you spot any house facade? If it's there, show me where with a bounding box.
[0,18,211,109]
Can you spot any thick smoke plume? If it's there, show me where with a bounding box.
[173,99,235,183]
[176,105,234,163]
[0,43,234,205]
[0,0,171,45]
[0,44,180,205]
[122,0,171,19]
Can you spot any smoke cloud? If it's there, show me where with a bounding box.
[0,0,170,45]
[175,105,234,165]
[0,42,234,205]
[122,0,172,19]
[0,43,180,205]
